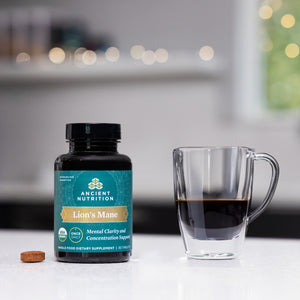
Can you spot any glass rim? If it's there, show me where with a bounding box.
[173,146,255,152]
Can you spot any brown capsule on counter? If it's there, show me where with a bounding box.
[20,251,45,263]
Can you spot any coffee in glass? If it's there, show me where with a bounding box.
[173,147,279,259]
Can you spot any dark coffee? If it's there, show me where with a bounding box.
[176,199,249,240]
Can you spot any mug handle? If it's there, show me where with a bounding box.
[247,153,280,224]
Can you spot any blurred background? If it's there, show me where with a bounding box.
[0,0,300,237]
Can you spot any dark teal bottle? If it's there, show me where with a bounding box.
[54,123,132,263]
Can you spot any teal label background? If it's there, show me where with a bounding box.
[54,170,132,253]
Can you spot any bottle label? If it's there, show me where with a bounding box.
[54,170,132,253]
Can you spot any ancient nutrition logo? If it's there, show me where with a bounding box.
[88,178,103,190]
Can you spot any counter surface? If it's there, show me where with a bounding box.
[1,231,299,299]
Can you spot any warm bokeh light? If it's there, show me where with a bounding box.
[74,47,86,62]
[82,50,97,65]
[268,0,282,11]
[261,39,273,52]
[285,43,299,58]
[105,47,120,62]
[74,47,86,55]
[142,50,156,65]
[16,52,30,64]
[199,46,214,61]
[281,14,295,29]
[155,48,168,63]
[259,5,273,20]
[263,0,300,109]
[48,47,65,64]
[130,45,145,60]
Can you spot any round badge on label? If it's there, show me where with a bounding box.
[58,227,68,242]
[69,227,83,243]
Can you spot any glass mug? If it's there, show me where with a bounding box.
[173,146,279,259]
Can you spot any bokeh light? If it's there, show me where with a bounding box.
[281,14,295,29]
[142,50,156,65]
[155,48,168,63]
[16,52,30,64]
[261,39,273,52]
[199,46,214,61]
[105,47,120,62]
[259,5,273,20]
[285,43,299,58]
[48,47,65,64]
[82,50,97,65]
[130,45,145,60]
[268,0,282,11]
[264,0,300,109]
[74,47,86,63]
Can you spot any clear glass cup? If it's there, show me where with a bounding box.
[173,146,279,260]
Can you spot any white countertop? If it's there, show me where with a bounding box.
[1,231,300,300]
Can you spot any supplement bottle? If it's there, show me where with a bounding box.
[54,123,132,263]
